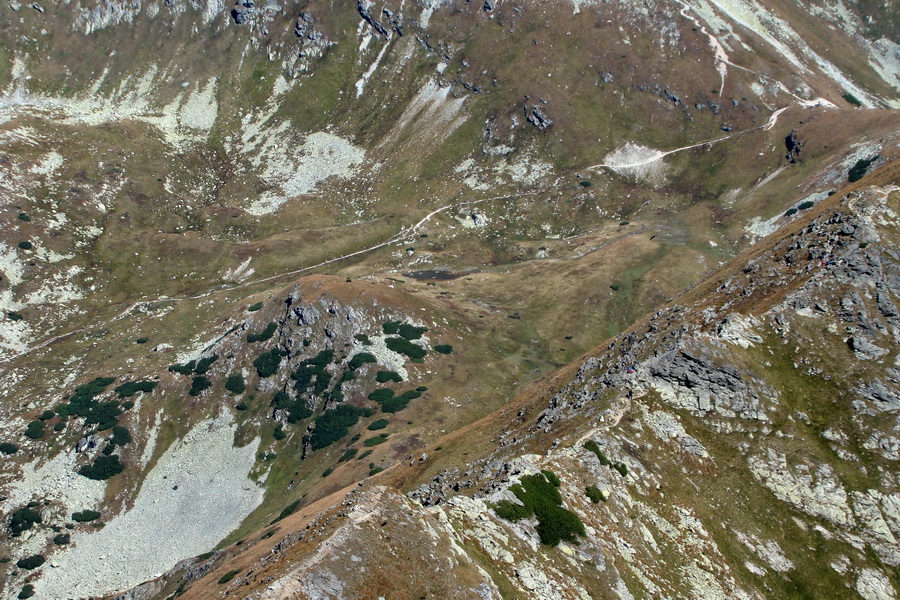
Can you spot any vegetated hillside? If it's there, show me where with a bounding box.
[139,167,900,600]
[0,0,897,366]
[0,0,897,598]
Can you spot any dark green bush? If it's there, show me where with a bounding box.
[189,376,212,396]
[380,389,422,414]
[785,207,799,217]
[248,301,264,312]
[368,388,395,403]
[364,434,389,447]
[385,337,427,359]
[7,312,22,321]
[347,352,376,370]
[272,391,311,423]
[247,322,277,343]
[310,405,370,450]
[358,449,373,460]
[584,440,610,466]
[16,555,44,570]
[254,349,283,378]
[585,486,605,503]
[368,467,384,476]
[798,200,815,210]
[273,426,286,440]
[541,470,561,487]
[849,155,879,182]
[225,374,246,394]
[235,402,248,411]
[340,370,356,382]
[115,381,157,397]
[382,321,427,339]
[322,467,333,477]
[17,213,30,221]
[218,570,239,584]
[53,422,65,432]
[194,354,219,374]
[136,337,149,344]
[494,472,585,546]
[122,400,135,410]
[72,510,101,523]
[78,455,124,480]
[38,410,55,421]
[17,241,32,250]
[53,533,70,545]
[272,499,302,523]
[24,421,45,440]
[842,93,862,106]
[111,425,131,446]
[18,584,35,599]
[375,371,402,383]
[168,361,196,375]
[367,419,389,430]
[354,334,371,344]
[492,500,531,521]
[9,508,41,536]
[0,442,18,455]
[433,344,453,354]
[613,462,628,477]
[416,386,428,392]
[338,448,358,462]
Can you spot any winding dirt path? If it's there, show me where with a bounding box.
[0,192,533,363]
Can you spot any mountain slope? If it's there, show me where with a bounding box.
[141,166,900,600]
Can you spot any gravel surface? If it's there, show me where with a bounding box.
[37,413,262,598]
